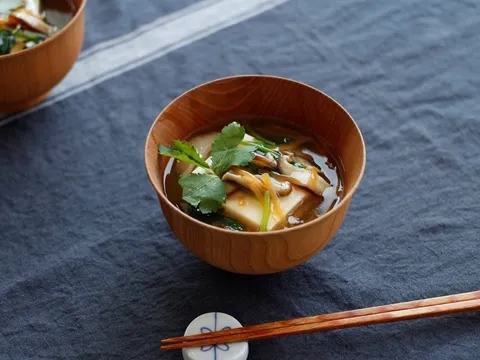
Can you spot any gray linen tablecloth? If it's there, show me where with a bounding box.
[1,0,479,359]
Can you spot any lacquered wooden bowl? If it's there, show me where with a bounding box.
[145,75,366,275]
[0,0,86,113]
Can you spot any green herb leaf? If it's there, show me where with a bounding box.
[0,0,23,15]
[0,29,15,55]
[159,140,210,170]
[179,174,226,214]
[211,122,256,174]
[212,145,256,175]
[241,140,281,160]
[245,124,277,148]
[212,122,245,150]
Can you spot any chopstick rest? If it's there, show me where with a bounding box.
[181,312,249,360]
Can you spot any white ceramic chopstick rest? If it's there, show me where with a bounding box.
[182,312,249,360]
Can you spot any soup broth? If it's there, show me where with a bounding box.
[162,118,344,232]
[0,0,76,55]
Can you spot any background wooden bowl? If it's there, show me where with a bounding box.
[0,0,86,113]
[145,75,366,275]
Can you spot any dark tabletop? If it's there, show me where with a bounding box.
[1,0,479,359]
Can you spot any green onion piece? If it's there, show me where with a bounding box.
[288,159,307,169]
[14,29,46,42]
[241,140,281,159]
[245,125,277,148]
[260,191,271,232]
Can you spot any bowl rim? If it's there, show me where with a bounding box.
[0,0,87,60]
[144,74,366,236]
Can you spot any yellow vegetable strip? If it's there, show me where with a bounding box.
[260,173,285,220]
[233,168,264,202]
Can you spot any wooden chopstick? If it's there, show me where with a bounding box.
[161,290,480,351]
[163,298,480,350]
[162,290,479,345]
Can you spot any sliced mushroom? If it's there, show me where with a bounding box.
[225,182,238,195]
[223,168,291,197]
[278,155,329,195]
[252,152,277,169]
[254,174,291,196]
[11,9,55,35]
[222,169,264,201]
[294,152,316,166]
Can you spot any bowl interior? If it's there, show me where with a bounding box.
[145,75,365,216]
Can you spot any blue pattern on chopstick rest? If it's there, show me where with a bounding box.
[199,312,231,360]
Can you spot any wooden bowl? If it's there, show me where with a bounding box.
[0,0,86,113]
[145,75,366,275]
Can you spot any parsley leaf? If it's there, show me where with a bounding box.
[212,122,245,150]
[159,140,210,170]
[178,174,226,214]
[211,122,255,174]
[212,145,256,175]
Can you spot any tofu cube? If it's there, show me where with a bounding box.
[222,185,310,231]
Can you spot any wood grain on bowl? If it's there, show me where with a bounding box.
[0,0,85,113]
[145,75,366,274]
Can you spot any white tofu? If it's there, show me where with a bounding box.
[222,185,310,231]
[192,158,213,175]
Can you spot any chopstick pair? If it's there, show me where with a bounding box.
[161,290,480,351]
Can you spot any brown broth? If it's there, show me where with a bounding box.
[163,118,344,232]
[43,0,76,30]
